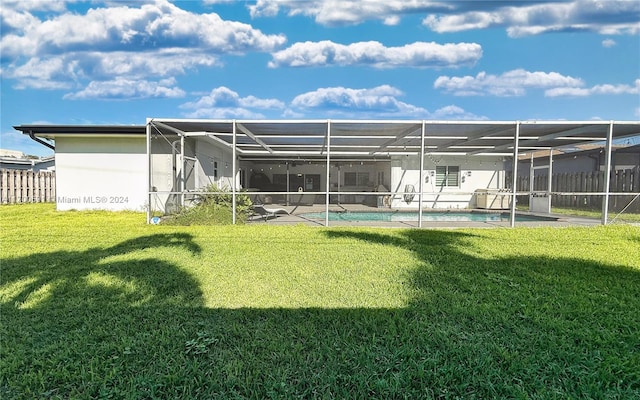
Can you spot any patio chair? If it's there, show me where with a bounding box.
[252,204,290,221]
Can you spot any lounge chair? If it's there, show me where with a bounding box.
[252,204,290,221]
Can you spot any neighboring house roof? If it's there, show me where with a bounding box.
[0,149,27,158]
[518,143,640,161]
[0,154,55,171]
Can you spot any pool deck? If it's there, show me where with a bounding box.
[246,204,602,228]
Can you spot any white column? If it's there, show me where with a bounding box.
[325,120,331,227]
[418,121,426,228]
[232,120,237,224]
[547,149,553,213]
[180,134,185,207]
[146,119,152,223]
[601,121,614,225]
[510,122,520,228]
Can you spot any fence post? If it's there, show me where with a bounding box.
[586,171,594,208]
[1,170,7,203]
[51,171,56,202]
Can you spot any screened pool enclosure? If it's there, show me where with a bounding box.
[146,119,640,227]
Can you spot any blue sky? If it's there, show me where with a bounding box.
[1,0,639,157]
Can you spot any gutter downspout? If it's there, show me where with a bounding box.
[28,130,55,151]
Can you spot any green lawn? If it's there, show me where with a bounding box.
[1,204,639,399]
[550,206,640,223]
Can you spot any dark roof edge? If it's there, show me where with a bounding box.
[13,125,146,135]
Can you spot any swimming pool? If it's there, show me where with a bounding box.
[300,211,554,222]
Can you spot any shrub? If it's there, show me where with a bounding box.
[163,184,253,225]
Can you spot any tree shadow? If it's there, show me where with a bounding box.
[2,233,203,310]
[323,229,640,397]
[1,229,639,399]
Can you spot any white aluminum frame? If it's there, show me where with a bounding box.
[146,119,640,227]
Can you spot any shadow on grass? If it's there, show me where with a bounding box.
[1,230,639,399]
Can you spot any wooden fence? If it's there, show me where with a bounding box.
[1,169,56,204]
[508,166,640,212]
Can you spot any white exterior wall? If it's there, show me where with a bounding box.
[194,138,235,189]
[55,136,147,211]
[149,136,235,214]
[391,155,506,209]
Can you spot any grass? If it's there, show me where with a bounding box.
[1,204,639,399]
[550,206,640,223]
[515,203,640,222]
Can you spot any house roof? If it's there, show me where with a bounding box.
[16,120,640,159]
[13,124,146,138]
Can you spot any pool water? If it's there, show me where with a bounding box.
[300,211,551,222]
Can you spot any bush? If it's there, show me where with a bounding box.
[163,184,253,225]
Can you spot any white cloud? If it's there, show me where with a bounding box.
[430,105,487,121]
[1,0,76,13]
[289,85,485,119]
[1,0,286,98]
[249,0,448,26]
[436,70,640,100]
[423,0,640,37]
[383,15,400,26]
[602,39,617,47]
[1,0,286,58]
[249,0,283,18]
[248,0,640,36]
[545,79,640,97]
[291,85,409,110]
[63,77,185,100]
[180,86,286,118]
[434,69,584,96]
[92,50,220,78]
[8,56,78,89]
[269,40,482,68]
[5,50,219,90]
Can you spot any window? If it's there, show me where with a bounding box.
[344,172,369,186]
[435,166,459,187]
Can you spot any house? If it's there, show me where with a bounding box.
[12,125,146,211]
[0,149,55,171]
[515,143,640,176]
[14,119,640,225]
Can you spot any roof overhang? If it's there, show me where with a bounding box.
[14,124,146,140]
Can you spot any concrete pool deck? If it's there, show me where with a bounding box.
[246,204,603,228]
